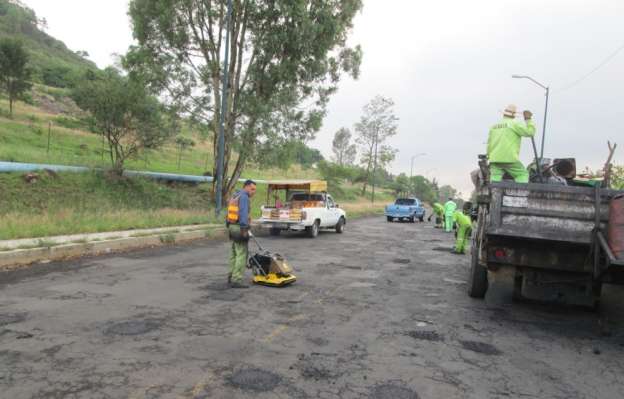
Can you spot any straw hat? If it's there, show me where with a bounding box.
[503,104,517,117]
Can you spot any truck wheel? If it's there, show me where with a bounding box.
[269,228,281,236]
[409,216,415,223]
[386,216,393,222]
[335,217,345,234]
[306,220,320,238]
[419,215,424,222]
[468,240,487,298]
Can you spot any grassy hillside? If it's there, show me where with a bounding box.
[0,0,97,87]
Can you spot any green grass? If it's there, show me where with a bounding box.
[0,171,217,240]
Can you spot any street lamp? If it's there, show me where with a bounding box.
[511,74,549,159]
[410,153,427,180]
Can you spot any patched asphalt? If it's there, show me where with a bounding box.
[1,217,624,398]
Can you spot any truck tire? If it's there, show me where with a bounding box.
[306,220,320,238]
[419,215,424,222]
[409,216,415,223]
[387,216,393,222]
[335,217,345,234]
[468,240,487,298]
[269,228,281,236]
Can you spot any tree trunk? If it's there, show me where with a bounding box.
[8,96,13,118]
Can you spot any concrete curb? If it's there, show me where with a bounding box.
[0,226,227,271]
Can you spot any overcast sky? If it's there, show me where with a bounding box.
[22,0,624,196]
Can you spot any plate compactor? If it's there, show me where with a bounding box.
[247,234,297,287]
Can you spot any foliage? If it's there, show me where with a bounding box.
[355,95,399,196]
[253,139,323,170]
[175,135,196,169]
[332,127,357,166]
[0,37,32,117]
[0,0,97,88]
[71,68,177,174]
[438,184,458,203]
[612,165,624,190]
[125,0,363,198]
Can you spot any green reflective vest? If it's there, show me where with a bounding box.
[487,117,536,163]
[453,210,472,228]
[444,200,457,216]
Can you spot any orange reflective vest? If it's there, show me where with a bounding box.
[227,194,241,224]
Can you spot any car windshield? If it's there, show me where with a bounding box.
[290,193,324,202]
[395,198,416,206]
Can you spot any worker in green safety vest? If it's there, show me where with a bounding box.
[452,210,473,254]
[428,202,445,228]
[487,104,536,183]
[443,198,457,232]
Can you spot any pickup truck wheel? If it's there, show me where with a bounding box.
[335,217,345,234]
[419,215,424,222]
[269,228,281,236]
[386,216,393,222]
[409,216,415,223]
[306,220,320,238]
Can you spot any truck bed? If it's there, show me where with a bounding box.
[486,182,619,244]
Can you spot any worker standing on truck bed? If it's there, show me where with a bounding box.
[487,104,536,183]
[452,210,473,254]
[428,202,445,228]
[444,197,457,232]
[226,180,257,289]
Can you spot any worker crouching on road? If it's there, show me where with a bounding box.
[428,202,445,228]
[452,210,473,255]
[487,104,536,183]
[226,180,257,289]
[444,197,457,232]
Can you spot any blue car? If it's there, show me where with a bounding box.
[385,198,426,223]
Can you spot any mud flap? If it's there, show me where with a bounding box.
[485,266,515,307]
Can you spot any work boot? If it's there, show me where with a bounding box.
[229,281,249,289]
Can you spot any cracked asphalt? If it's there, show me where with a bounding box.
[1,217,624,398]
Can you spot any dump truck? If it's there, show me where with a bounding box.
[469,156,624,307]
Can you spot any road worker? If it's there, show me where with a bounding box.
[428,202,445,228]
[452,210,473,255]
[487,104,536,183]
[226,180,257,288]
[443,197,457,232]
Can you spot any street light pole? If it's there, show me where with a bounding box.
[215,0,234,217]
[511,74,549,159]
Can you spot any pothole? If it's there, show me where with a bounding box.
[104,320,161,336]
[431,247,451,252]
[0,313,27,326]
[405,330,444,342]
[392,258,411,264]
[460,340,502,355]
[227,368,281,392]
[370,383,420,399]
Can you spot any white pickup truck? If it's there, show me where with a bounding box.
[258,181,347,238]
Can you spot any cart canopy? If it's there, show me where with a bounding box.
[267,180,327,192]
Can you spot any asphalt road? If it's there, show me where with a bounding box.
[1,217,624,399]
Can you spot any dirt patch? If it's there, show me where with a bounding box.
[459,340,502,355]
[392,258,411,264]
[227,368,281,392]
[104,320,161,336]
[405,330,444,342]
[369,383,420,399]
[0,313,27,326]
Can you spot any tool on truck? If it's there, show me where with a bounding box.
[468,153,624,307]
[258,180,347,238]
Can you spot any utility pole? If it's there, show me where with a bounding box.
[409,153,426,195]
[371,130,378,204]
[215,0,234,217]
[512,75,549,161]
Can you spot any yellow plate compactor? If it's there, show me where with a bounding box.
[247,234,297,287]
